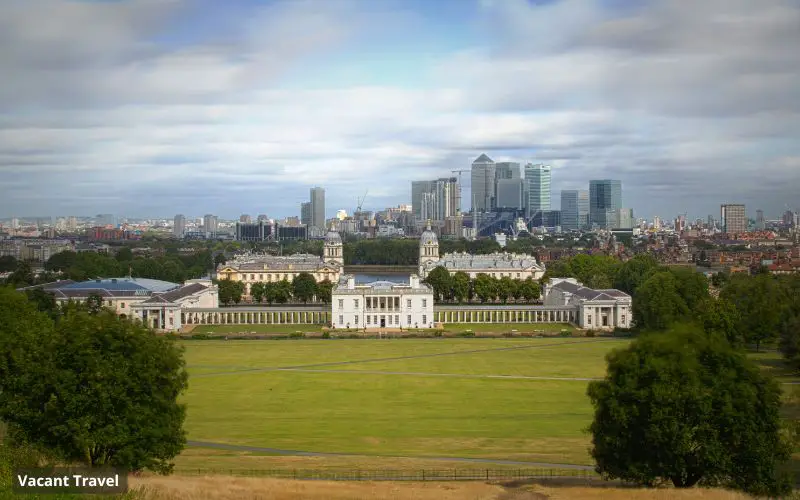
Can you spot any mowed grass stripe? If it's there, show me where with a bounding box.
[275,368,600,382]
[190,338,618,378]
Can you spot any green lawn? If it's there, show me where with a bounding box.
[441,323,576,333]
[181,338,626,466]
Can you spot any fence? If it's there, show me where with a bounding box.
[174,467,601,482]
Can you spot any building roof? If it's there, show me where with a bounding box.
[333,275,432,295]
[137,282,211,305]
[550,280,630,302]
[60,277,179,293]
[473,153,493,163]
[223,252,342,272]
[424,252,544,272]
[420,221,438,246]
[325,229,342,244]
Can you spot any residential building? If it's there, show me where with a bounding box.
[412,178,460,222]
[216,228,344,300]
[332,274,434,330]
[173,214,186,238]
[560,190,589,231]
[543,277,632,330]
[589,180,622,229]
[240,214,252,223]
[613,208,635,230]
[721,204,746,234]
[525,164,552,221]
[471,154,496,212]
[411,180,436,220]
[310,187,325,230]
[756,209,765,230]
[417,222,545,279]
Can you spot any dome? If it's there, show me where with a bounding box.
[420,221,438,246]
[325,228,342,244]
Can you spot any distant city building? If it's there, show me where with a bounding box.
[495,162,521,180]
[783,210,797,227]
[96,214,116,227]
[283,216,301,227]
[471,154,496,212]
[257,214,269,222]
[310,187,326,230]
[300,201,312,226]
[496,165,524,210]
[88,227,140,241]
[613,208,635,230]
[10,217,19,229]
[417,222,545,280]
[332,274,434,330]
[721,204,746,234]
[276,224,307,241]
[412,178,460,222]
[756,209,765,230]
[235,220,273,242]
[525,164,552,220]
[336,209,348,220]
[240,214,252,223]
[203,214,218,237]
[653,216,662,230]
[589,180,622,229]
[560,190,589,231]
[173,214,186,238]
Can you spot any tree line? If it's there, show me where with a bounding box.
[423,267,541,303]
[215,272,334,306]
[0,286,187,476]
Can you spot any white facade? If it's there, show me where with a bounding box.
[332,275,434,329]
[131,279,219,331]
[543,277,632,330]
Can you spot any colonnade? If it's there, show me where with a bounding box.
[434,308,575,324]
[182,309,330,325]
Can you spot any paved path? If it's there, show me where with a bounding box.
[191,338,621,378]
[186,440,594,470]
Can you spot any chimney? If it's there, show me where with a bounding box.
[347,276,355,289]
[410,274,419,288]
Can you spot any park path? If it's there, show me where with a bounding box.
[185,440,594,470]
[191,338,623,378]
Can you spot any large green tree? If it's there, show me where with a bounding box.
[217,279,244,305]
[473,273,497,303]
[292,272,317,303]
[632,271,689,330]
[720,274,786,351]
[0,255,17,273]
[423,266,452,303]
[695,297,743,347]
[614,254,660,295]
[668,267,710,312]
[0,291,188,474]
[316,279,334,304]
[587,327,791,496]
[451,271,471,303]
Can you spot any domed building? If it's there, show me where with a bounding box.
[216,225,344,300]
[418,221,546,280]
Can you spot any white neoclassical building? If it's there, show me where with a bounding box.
[543,277,632,330]
[216,227,344,300]
[131,279,219,331]
[418,222,546,280]
[332,275,434,330]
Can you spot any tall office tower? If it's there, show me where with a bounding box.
[434,177,460,220]
[310,187,325,230]
[203,214,218,237]
[495,162,521,180]
[300,202,312,226]
[471,154,496,212]
[560,190,589,231]
[411,180,436,220]
[257,214,269,222]
[525,164,552,220]
[97,214,116,227]
[589,180,622,229]
[707,214,715,228]
[755,209,765,230]
[173,214,186,238]
[495,162,523,210]
[67,216,78,231]
[239,214,252,223]
[720,204,746,234]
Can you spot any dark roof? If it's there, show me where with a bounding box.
[16,280,76,291]
[473,153,493,163]
[138,282,209,305]
[60,277,178,293]
[551,280,630,301]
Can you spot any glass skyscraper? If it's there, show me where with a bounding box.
[560,190,589,231]
[525,164,552,219]
[589,180,622,229]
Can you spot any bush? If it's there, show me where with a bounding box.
[433,331,443,337]
[502,332,514,338]
[347,334,360,339]
[288,332,305,339]
[585,330,596,337]
[321,331,331,339]
[458,330,475,337]
[191,333,210,340]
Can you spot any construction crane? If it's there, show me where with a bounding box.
[356,190,368,213]
[451,170,469,214]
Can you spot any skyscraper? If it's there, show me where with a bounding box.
[471,154,496,212]
[412,178,460,221]
[203,214,218,237]
[310,187,325,230]
[412,180,436,220]
[239,214,252,223]
[560,190,589,231]
[495,162,523,210]
[495,162,520,180]
[173,214,186,238]
[756,209,765,230]
[720,204,746,234]
[524,164,552,219]
[300,202,311,226]
[589,180,622,229]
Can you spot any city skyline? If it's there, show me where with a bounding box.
[0,0,798,219]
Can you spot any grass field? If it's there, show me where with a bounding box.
[190,322,577,335]
[179,338,630,469]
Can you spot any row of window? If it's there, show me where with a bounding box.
[228,272,333,282]
[336,315,427,327]
[338,298,427,309]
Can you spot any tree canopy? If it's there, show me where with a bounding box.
[588,326,791,496]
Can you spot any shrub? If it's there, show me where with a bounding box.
[433,331,443,337]
[289,332,305,339]
[458,330,475,337]
[585,330,596,337]
[502,332,514,338]
[321,331,331,339]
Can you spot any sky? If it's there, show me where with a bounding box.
[1,0,799,221]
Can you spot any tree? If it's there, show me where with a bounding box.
[587,327,791,496]
[587,273,612,290]
[250,282,265,303]
[0,306,188,474]
[85,292,105,315]
[114,247,133,262]
[25,287,60,320]
[7,260,34,287]
[473,274,497,303]
[695,297,743,347]
[614,254,660,295]
[632,271,689,330]
[292,272,317,303]
[316,279,333,304]
[217,279,244,306]
[45,250,77,272]
[720,274,786,351]
[213,253,227,268]
[423,266,452,303]
[519,277,541,302]
[451,271,470,303]
[273,280,293,304]
[497,277,516,304]
[668,267,710,312]
[0,255,17,273]
[779,315,800,371]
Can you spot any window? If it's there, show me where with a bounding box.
[354,299,359,308]
[621,315,626,324]
[587,315,592,325]
[169,318,174,326]
[121,303,125,308]
[407,315,412,325]
[259,274,263,280]
[338,299,344,308]
[107,301,112,306]
[339,315,344,325]
[355,316,359,325]
[395,315,399,325]
[374,315,378,324]
[407,299,412,308]
[517,273,520,278]
[388,316,392,325]
[367,316,371,324]
[422,299,427,308]
[250,274,255,280]
[422,314,427,325]
[267,274,272,280]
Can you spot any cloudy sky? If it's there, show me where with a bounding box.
[1,0,799,221]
